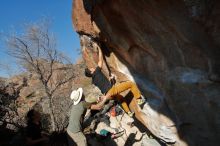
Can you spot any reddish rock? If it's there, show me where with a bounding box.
[72,0,220,145]
[72,0,98,36]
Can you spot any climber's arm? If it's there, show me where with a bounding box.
[97,46,103,68]
[90,103,103,110]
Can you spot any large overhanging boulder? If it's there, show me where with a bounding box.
[72,0,220,146]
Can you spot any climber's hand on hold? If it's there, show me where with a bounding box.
[109,74,116,85]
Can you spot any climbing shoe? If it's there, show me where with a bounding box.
[137,98,145,105]
[127,111,134,117]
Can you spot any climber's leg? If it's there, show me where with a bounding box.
[106,81,143,105]
[114,94,130,113]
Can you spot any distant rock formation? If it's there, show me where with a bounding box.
[0,59,94,131]
[72,0,220,145]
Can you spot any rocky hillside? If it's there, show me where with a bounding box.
[0,59,94,130]
[72,0,220,146]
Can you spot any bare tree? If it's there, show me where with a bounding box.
[4,20,75,131]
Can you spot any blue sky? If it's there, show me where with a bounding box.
[0,0,80,77]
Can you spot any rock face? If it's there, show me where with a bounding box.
[72,0,220,146]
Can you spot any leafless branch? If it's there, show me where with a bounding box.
[3,20,75,131]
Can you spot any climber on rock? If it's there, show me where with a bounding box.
[84,43,145,117]
[67,87,103,146]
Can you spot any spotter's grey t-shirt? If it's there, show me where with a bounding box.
[67,101,91,133]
